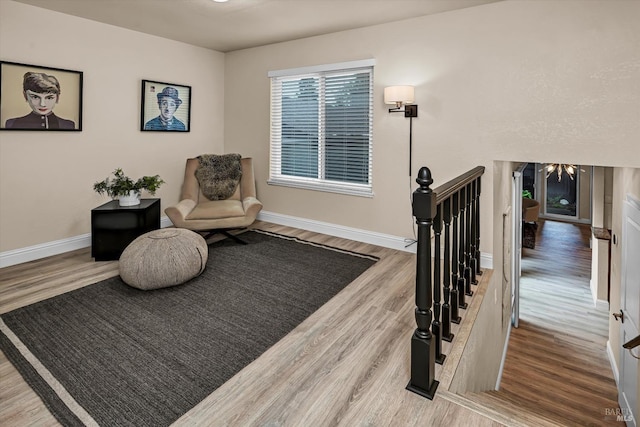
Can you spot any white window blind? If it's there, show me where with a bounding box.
[268,60,374,197]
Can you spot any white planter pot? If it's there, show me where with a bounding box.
[118,191,141,207]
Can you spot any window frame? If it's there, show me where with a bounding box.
[268,59,376,197]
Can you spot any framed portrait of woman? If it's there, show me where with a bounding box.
[0,61,83,131]
[140,79,191,132]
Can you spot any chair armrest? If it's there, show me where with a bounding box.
[165,199,197,226]
[243,196,263,219]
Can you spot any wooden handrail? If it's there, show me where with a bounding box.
[434,166,485,204]
[623,334,640,350]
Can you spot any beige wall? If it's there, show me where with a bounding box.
[1,0,639,261]
[225,0,640,255]
[0,1,225,252]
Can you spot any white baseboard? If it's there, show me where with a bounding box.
[606,340,620,386]
[160,216,173,228]
[590,279,610,311]
[258,210,416,253]
[0,233,92,268]
[481,253,493,270]
[257,210,494,269]
[2,213,495,269]
[0,216,174,268]
[495,320,513,390]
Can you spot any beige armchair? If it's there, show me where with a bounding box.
[165,156,262,243]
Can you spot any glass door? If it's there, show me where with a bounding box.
[543,165,579,219]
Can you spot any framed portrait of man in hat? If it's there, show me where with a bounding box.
[140,79,191,132]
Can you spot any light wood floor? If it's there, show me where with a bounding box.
[0,220,621,426]
[466,219,622,426]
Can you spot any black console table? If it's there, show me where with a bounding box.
[91,198,160,261]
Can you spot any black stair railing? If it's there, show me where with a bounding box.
[407,165,485,400]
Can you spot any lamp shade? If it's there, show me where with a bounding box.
[384,85,415,105]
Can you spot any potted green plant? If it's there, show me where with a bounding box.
[93,168,165,206]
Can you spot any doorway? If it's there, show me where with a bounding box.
[526,163,593,224]
[511,162,593,328]
[545,169,578,218]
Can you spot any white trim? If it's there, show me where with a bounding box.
[0,216,173,268]
[269,64,374,197]
[258,210,415,253]
[481,251,493,270]
[495,320,513,390]
[267,177,374,198]
[258,210,494,269]
[0,233,91,268]
[607,340,620,386]
[160,216,174,229]
[268,59,376,78]
[2,213,495,269]
[594,297,610,311]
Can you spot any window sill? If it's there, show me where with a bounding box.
[267,178,373,198]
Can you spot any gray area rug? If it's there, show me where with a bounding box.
[0,230,378,427]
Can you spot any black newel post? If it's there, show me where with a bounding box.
[407,167,439,400]
[432,204,445,364]
[457,187,468,309]
[442,197,456,340]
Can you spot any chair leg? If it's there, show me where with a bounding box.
[221,230,248,245]
[201,229,248,244]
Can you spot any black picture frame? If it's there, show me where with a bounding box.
[0,61,83,131]
[140,79,191,132]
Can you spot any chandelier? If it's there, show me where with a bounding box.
[544,164,578,182]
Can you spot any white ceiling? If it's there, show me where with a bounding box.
[12,0,501,52]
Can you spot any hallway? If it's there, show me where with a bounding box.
[469,219,622,426]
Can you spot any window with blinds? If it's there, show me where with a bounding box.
[268,60,374,197]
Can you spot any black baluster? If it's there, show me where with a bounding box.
[469,179,478,286]
[451,191,464,314]
[464,182,474,297]
[433,204,445,364]
[475,176,483,276]
[442,197,455,340]
[457,186,468,309]
[406,167,439,400]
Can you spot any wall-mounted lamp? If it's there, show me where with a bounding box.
[385,85,418,176]
[384,85,418,117]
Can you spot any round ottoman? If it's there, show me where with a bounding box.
[119,228,208,290]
